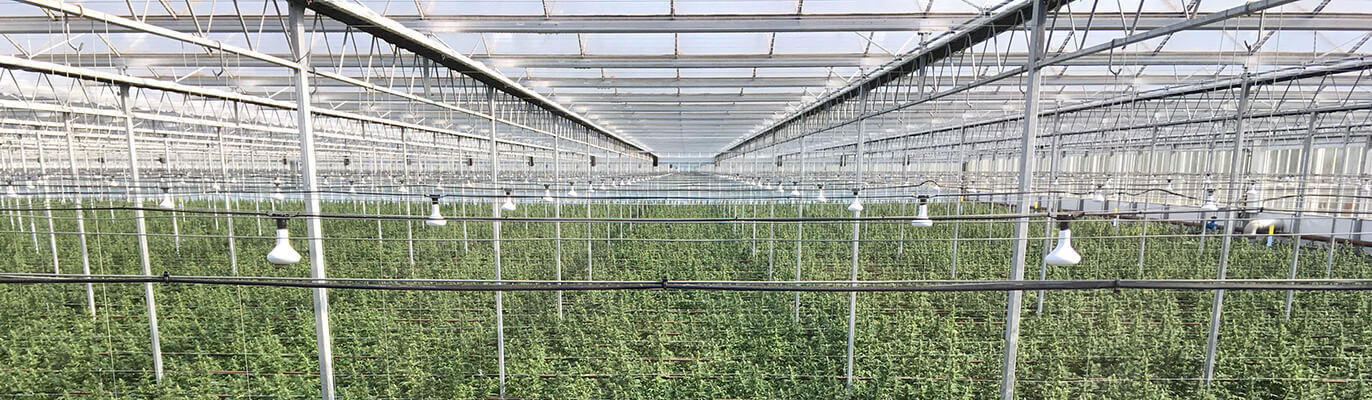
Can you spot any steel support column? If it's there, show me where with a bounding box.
[287,3,336,398]
[1202,75,1253,386]
[999,0,1047,398]
[120,84,164,383]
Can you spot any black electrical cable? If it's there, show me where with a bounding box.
[2,274,1371,293]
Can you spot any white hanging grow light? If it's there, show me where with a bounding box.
[816,184,827,202]
[158,187,175,209]
[501,189,517,212]
[847,190,864,212]
[1200,189,1219,211]
[568,182,578,197]
[1246,182,1262,209]
[266,217,302,265]
[790,182,801,197]
[543,184,555,202]
[912,195,933,227]
[270,178,286,201]
[1045,215,1081,266]
[425,195,447,227]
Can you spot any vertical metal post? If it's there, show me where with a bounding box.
[899,138,909,255]
[163,136,180,254]
[845,90,869,393]
[1000,1,1045,398]
[952,126,967,278]
[35,129,60,274]
[793,136,807,322]
[1284,114,1315,320]
[487,88,507,398]
[587,140,594,280]
[1035,125,1062,314]
[19,141,39,254]
[120,84,164,383]
[1138,126,1160,276]
[63,114,96,316]
[287,4,335,398]
[217,122,239,274]
[401,128,415,268]
[554,123,564,319]
[1202,74,1252,386]
[1323,129,1353,277]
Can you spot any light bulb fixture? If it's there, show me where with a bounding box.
[1200,189,1219,211]
[847,190,864,212]
[588,181,595,194]
[912,195,933,227]
[158,187,175,210]
[543,184,554,202]
[817,184,827,202]
[6,181,18,198]
[1045,215,1082,266]
[1165,179,1174,192]
[425,195,447,227]
[568,182,578,197]
[271,180,285,201]
[501,189,517,212]
[790,182,801,197]
[266,217,302,265]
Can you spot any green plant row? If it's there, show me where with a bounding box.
[0,198,1368,399]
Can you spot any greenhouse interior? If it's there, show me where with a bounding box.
[2,0,1372,398]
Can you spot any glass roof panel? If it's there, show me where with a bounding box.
[678,68,758,78]
[800,0,920,14]
[418,0,544,15]
[602,68,679,78]
[674,0,797,14]
[484,33,580,55]
[677,33,773,55]
[548,0,669,15]
[582,33,675,55]
[771,32,865,54]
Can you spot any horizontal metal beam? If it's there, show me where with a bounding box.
[18,12,1364,34]
[28,51,1332,71]
[295,0,653,156]
[170,73,1354,90]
